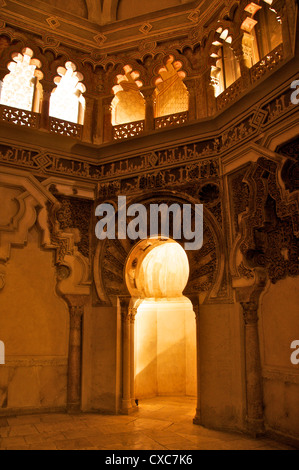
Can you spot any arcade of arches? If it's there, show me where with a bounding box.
[0,0,298,450]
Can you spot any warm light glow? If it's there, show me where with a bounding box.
[49,62,85,124]
[220,29,229,40]
[154,56,189,118]
[241,17,258,32]
[135,298,196,398]
[131,239,196,399]
[111,65,145,126]
[137,242,189,298]
[245,2,262,16]
[0,49,42,111]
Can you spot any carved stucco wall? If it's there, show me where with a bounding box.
[0,218,69,412]
[0,169,93,413]
[228,140,299,440]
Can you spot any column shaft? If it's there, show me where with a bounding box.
[241,301,264,435]
[67,305,83,413]
[130,310,136,407]
[120,298,133,413]
[40,82,53,131]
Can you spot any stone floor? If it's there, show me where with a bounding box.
[0,397,295,450]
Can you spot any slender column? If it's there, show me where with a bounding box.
[232,34,251,89]
[187,294,200,425]
[65,295,88,413]
[199,68,216,118]
[241,301,264,436]
[130,307,137,408]
[40,81,54,131]
[81,95,94,143]
[93,97,103,145]
[235,269,267,436]
[184,78,197,121]
[120,297,133,414]
[103,95,113,143]
[143,87,155,132]
[274,0,293,57]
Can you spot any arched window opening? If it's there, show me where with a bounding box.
[241,2,283,67]
[0,47,43,112]
[210,32,240,98]
[253,4,282,60]
[111,65,145,126]
[50,62,86,124]
[154,56,189,118]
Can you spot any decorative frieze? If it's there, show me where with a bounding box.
[0,86,297,184]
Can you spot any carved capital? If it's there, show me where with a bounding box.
[102,95,113,110]
[64,294,89,318]
[186,294,200,321]
[231,36,244,62]
[184,78,197,95]
[241,301,259,325]
[41,80,55,97]
[129,307,138,322]
[142,87,155,102]
[235,268,268,325]
[119,296,131,321]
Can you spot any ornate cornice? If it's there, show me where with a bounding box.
[0,0,222,57]
[0,83,297,184]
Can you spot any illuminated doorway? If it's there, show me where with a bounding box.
[126,238,196,401]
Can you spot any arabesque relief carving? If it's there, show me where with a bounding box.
[239,156,299,284]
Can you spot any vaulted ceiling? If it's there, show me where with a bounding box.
[40,0,195,24]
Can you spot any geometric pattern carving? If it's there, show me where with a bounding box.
[0,105,40,128]
[239,157,299,284]
[55,196,93,259]
[250,44,283,84]
[46,16,60,30]
[32,153,52,170]
[50,116,83,139]
[93,33,107,46]
[217,78,242,111]
[277,137,299,193]
[155,111,189,129]
[97,196,220,304]
[139,22,152,34]
[113,120,145,140]
[188,10,201,23]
